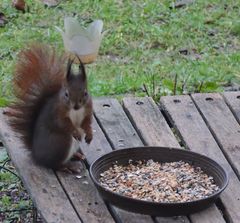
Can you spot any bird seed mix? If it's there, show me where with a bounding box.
[99,160,219,203]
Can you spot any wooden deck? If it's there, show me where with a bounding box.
[0,92,240,223]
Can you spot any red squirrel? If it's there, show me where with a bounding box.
[6,44,93,170]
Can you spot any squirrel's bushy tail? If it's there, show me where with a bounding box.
[8,44,66,148]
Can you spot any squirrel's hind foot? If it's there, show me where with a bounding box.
[58,159,86,174]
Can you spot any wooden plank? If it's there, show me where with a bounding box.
[56,170,114,223]
[0,111,81,223]
[122,97,180,148]
[94,98,143,149]
[123,97,223,223]
[223,91,240,123]
[191,93,240,178]
[55,117,114,223]
[160,94,240,223]
[153,216,190,223]
[190,205,226,223]
[94,98,176,223]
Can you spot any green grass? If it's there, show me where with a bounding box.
[1,1,240,102]
[0,148,34,222]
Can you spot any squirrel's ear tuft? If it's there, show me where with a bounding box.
[76,55,86,81]
[66,58,73,81]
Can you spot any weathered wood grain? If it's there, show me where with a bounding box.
[223,91,240,123]
[122,97,179,148]
[123,97,224,223]
[153,216,190,223]
[94,98,143,149]
[161,94,240,223]
[0,111,81,223]
[56,169,114,223]
[95,98,181,223]
[190,205,226,223]
[191,93,240,178]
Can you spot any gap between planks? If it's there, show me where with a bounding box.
[222,91,240,124]
[191,93,240,180]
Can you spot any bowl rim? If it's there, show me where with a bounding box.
[89,146,229,206]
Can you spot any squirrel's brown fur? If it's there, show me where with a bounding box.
[9,44,66,149]
[7,44,93,169]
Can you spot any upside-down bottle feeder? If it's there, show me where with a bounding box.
[56,17,105,64]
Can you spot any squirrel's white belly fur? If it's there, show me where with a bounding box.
[64,107,85,163]
[69,107,85,126]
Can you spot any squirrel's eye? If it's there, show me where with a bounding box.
[84,91,88,97]
[65,91,69,98]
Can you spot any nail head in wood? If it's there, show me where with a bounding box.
[136,101,144,105]
[173,99,181,103]
[205,97,214,101]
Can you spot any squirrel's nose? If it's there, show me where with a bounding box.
[74,104,80,110]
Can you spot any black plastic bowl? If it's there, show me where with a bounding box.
[90,146,228,216]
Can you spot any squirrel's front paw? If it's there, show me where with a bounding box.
[85,133,93,144]
[73,130,82,141]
